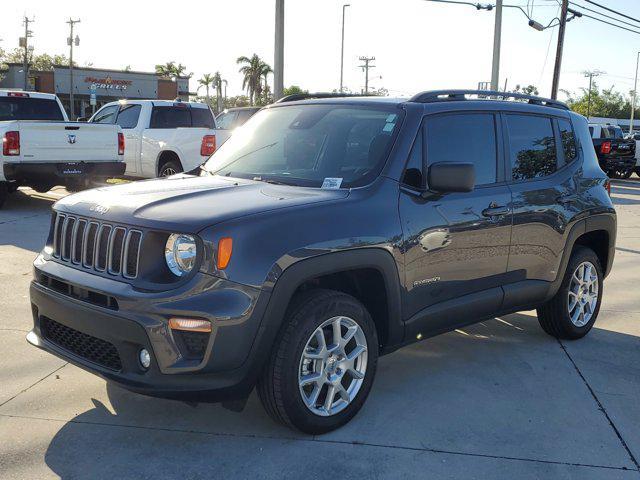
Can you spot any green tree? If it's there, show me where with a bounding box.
[237,54,272,106]
[198,73,215,101]
[283,85,308,96]
[1,48,73,70]
[155,61,190,79]
[223,95,250,108]
[513,84,539,96]
[564,83,638,119]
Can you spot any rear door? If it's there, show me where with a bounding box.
[400,111,513,335]
[503,112,579,308]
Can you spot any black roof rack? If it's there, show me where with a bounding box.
[276,92,368,103]
[409,90,569,110]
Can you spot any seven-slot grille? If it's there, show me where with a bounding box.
[52,212,142,279]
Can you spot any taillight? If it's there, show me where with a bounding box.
[3,131,20,156]
[118,132,125,155]
[200,134,216,156]
[7,92,29,98]
[600,141,611,155]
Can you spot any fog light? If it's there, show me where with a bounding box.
[169,317,212,333]
[139,348,151,369]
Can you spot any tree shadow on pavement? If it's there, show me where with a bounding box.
[40,312,640,479]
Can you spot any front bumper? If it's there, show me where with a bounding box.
[3,161,126,184]
[28,257,268,402]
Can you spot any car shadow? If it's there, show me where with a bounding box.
[40,312,640,478]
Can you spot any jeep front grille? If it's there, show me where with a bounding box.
[52,213,142,279]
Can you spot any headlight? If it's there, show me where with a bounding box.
[165,234,197,276]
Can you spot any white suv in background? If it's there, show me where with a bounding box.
[88,100,217,178]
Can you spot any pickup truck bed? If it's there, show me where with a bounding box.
[589,124,636,178]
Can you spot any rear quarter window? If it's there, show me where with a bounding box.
[558,118,577,164]
[191,107,214,129]
[506,114,557,181]
[149,106,191,128]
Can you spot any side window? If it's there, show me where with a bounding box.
[216,111,237,130]
[191,107,214,129]
[235,109,255,127]
[506,115,557,181]
[588,126,594,137]
[92,105,118,124]
[557,118,577,163]
[115,104,141,129]
[149,106,191,128]
[425,113,497,186]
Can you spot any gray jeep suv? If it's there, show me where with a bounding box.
[28,91,616,434]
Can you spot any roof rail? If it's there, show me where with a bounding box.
[276,92,368,103]
[409,90,569,110]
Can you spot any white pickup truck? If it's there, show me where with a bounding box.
[0,90,125,208]
[87,100,223,178]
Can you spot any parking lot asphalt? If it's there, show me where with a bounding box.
[0,182,639,480]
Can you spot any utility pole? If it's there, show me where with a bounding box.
[66,18,80,120]
[340,4,350,92]
[550,0,569,99]
[490,0,502,91]
[274,0,284,101]
[630,51,640,134]
[20,16,35,91]
[358,56,375,94]
[583,70,602,120]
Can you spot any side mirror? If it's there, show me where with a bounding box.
[76,117,88,122]
[427,162,475,193]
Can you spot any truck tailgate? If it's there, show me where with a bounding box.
[17,121,120,162]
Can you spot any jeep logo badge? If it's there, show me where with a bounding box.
[68,134,77,144]
[90,205,109,215]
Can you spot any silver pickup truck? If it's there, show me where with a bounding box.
[0,90,125,208]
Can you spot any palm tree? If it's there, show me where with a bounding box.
[237,54,273,105]
[212,71,223,112]
[155,61,189,80]
[198,73,215,103]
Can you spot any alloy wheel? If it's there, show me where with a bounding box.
[567,261,599,327]
[298,316,368,417]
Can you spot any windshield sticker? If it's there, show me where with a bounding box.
[383,122,395,132]
[321,177,343,189]
[386,114,397,123]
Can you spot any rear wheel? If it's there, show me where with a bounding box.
[608,167,633,179]
[158,160,183,177]
[537,247,603,340]
[258,289,378,434]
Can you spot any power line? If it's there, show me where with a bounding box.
[579,11,640,35]
[569,1,640,30]
[582,0,640,25]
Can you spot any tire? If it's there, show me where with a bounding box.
[619,168,633,179]
[65,179,90,192]
[0,182,8,209]
[257,289,378,434]
[158,160,183,177]
[32,183,55,193]
[537,246,603,340]
[608,167,633,179]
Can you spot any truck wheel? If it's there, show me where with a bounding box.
[258,289,378,434]
[159,160,183,177]
[65,179,90,192]
[537,246,603,340]
[0,182,8,209]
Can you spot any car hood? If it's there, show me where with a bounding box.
[54,175,350,232]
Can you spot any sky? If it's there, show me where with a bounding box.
[4,0,640,101]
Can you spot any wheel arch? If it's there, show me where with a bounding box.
[254,249,404,363]
[156,150,182,176]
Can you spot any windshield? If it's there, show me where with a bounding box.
[203,104,402,188]
[0,97,64,121]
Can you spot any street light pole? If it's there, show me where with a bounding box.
[340,4,350,93]
[630,51,640,135]
[490,0,502,91]
[274,0,285,101]
[66,18,80,120]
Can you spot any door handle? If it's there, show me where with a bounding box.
[482,204,510,217]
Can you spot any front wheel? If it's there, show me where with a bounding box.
[258,289,378,434]
[537,246,603,339]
